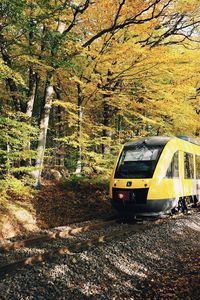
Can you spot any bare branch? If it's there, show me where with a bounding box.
[83,0,173,47]
[148,16,200,47]
[113,0,126,27]
[63,0,92,34]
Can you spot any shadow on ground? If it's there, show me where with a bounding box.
[32,179,115,229]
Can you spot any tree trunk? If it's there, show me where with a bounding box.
[117,114,122,145]
[1,50,22,111]
[32,21,66,186]
[26,15,38,118]
[32,73,54,186]
[24,71,40,166]
[57,107,65,168]
[26,70,39,118]
[102,100,112,156]
[75,83,83,174]
[54,88,65,168]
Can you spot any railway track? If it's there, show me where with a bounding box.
[0,208,198,277]
[0,218,117,251]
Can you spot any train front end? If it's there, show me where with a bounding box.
[110,137,170,216]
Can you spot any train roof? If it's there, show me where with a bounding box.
[124,135,200,148]
[176,135,200,146]
[124,136,171,148]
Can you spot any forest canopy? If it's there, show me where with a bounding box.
[0,0,200,192]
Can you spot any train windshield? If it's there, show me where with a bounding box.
[115,144,163,178]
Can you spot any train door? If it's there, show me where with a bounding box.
[176,151,183,200]
[182,152,195,197]
[165,150,182,203]
[196,155,200,201]
[175,151,183,198]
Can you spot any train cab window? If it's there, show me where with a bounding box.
[114,143,163,179]
[166,151,179,178]
[196,155,200,179]
[184,152,194,179]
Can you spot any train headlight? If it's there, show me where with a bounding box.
[117,190,130,201]
[118,193,124,199]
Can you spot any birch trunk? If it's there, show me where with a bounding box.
[26,71,39,118]
[25,71,39,166]
[33,22,66,186]
[33,75,54,186]
[24,16,39,166]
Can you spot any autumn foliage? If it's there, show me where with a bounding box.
[0,0,200,193]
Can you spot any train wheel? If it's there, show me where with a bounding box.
[193,196,199,207]
[171,207,178,215]
[178,198,188,213]
[178,198,183,212]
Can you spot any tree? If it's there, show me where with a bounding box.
[1,0,200,191]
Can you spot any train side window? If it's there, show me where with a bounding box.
[184,152,194,179]
[166,151,179,178]
[196,155,200,179]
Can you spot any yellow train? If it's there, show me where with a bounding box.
[109,136,200,216]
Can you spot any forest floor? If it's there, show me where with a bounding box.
[0,177,114,239]
[0,179,200,299]
[0,207,199,299]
